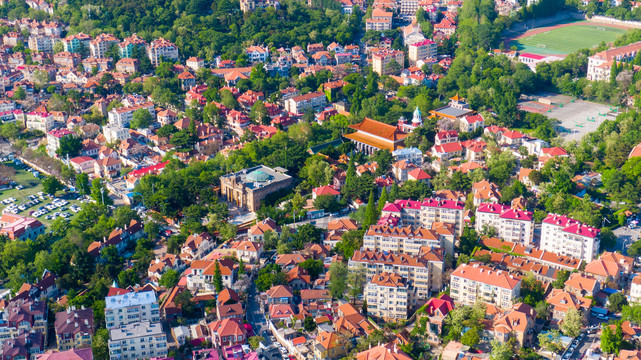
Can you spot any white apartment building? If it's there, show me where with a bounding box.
[284,91,326,115]
[0,100,16,113]
[108,321,167,360]
[349,249,438,299]
[103,124,131,143]
[408,39,437,66]
[147,38,179,66]
[362,224,455,256]
[392,147,423,166]
[28,35,57,54]
[46,128,75,157]
[381,198,465,235]
[630,276,641,304]
[450,263,522,309]
[108,102,155,128]
[587,41,641,81]
[26,111,54,132]
[90,33,119,58]
[475,203,534,245]
[365,272,410,321]
[540,214,600,262]
[104,291,160,330]
[365,9,392,31]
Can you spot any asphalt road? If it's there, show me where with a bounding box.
[246,283,284,360]
[613,226,641,255]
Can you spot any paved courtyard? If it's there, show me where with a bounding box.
[545,100,615,142]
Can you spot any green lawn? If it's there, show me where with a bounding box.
[0,162,83,226]
[510,23,628,55]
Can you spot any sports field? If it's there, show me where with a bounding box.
[509,22,628,55]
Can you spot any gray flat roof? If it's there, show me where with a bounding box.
[109,321,164,340]
[434,106,474,118]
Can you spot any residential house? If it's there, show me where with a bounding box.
[54,307,94,351]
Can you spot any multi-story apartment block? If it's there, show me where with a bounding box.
[102,124,131,143]
[62,33,92,53]
[350,249,441,301]
[53,51,82,68]
[449,263,522,309]
[147,38,179,66]
[540,214,600,262]
[28,35,57,54]
[408,39,437,66]
[108,321,167,360]
[371,49,405,75]
[107,102,155,128]
[104,291,160,330]
[284,91,327,115]
[118,34,148,58]
[54,307,94,351]
[475,203,534,245]
[587,41,641,81]
[90,33,119,58]
[46,129,75,157]
[365,9,393,31]
[0,299,48,346]
[362,224,455,256]
[365,272,410,321]
[0,100,15,113]
[25,111,54,132]
[380,198,465,235]
[115,58,140,74]
[399,0,419,17]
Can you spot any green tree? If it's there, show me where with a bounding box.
[238,258,245,275]
[76,172,91,195]
[601,323,623,354]
[552,270,570,289]
[250,100,270,125]
[328,261,348,299]
[91,179,113,205]
[363,190,378,228]
[303,316,317,332]
[12,86,26,100]
[159,269,180,288]
[213,261,224,293]
[347,265,366,303]
[130,109,153,129]
[608,292,628,313]
[313,195,341,213]
[248,336,264,350]
[219,222,237,241]
[56,136,82,157]
[92,328,110,360]
[299,259,324,280]
[560,307,583,338]
[156,124,178,138]
[42,176,64,196]
[538,330,564,354]
[461,328,480,347]
[600,228,617,250]
[378,187,388,212]
[489,339,513,360]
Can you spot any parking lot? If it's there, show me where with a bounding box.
[0,159,85,226]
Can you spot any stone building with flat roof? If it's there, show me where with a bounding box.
[220,165,293,212]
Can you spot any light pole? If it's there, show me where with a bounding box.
[101,187,105,205]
